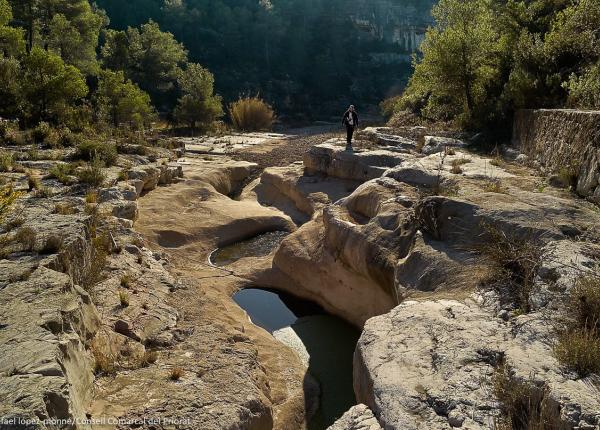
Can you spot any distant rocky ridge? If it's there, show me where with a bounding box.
[351,0,436,62]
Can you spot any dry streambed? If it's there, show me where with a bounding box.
[1,125,599,430]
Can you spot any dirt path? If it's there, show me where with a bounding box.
[232,129,342,168]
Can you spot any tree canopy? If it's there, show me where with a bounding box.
[392,0,600,132]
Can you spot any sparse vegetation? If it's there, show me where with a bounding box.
[483,179,509,194]
[76,140,118,166]
[13,227,36,251]
[77,158,106,187]
[0,151,13,172]
[476,223,546,313]
[120,273,133,289]
[54,202,77,215]
[229,97,275,132]
[170,367,184,381]
[0,186,21,224]
[118,290,130,307]
[554,275,600,377]
[493,362,563,429]
[48,163,77,185]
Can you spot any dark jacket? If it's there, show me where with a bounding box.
[342,110,359,128]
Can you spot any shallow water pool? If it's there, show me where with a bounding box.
[233,288,360,430]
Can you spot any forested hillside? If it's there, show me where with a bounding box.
[387,0,600,134]
[96,0,436,118]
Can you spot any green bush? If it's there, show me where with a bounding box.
[31,122,52,143]
[229,97,275,131]
[76,158,106,187]
[0,151,13,172]
[48,163,77,185]
[76,139,118,166]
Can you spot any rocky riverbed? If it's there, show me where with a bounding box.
[1,121,599,430]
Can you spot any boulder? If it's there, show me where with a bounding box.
[420,136,467,155]
[328,404,382,430]
[304,140,405,182]
[354,299,600,429]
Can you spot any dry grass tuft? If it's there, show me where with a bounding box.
[554,275,600,377]
[118,290,130,307]
[229,96,275,131]
[483,179,509,194]
[143,350,159,366]
[54,202,77,215]
[14,227,36,251]
[170,366,184,381]
[476,223,546,313]
[120,273,134,289]
[493,363,565,430]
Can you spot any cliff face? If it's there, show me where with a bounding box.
[351,0,436,62]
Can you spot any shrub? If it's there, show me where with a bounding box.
[554,275,600,377]
[229,96,275,131]
[76,139,118,166]
[77,158,106,187]
[120,274,133,289]
[31,122,52,143]
[0,186,21,224]
[483,179,509,194]
[118,290,130,307]
[493,363,563,429]
[14,227,36,251]
[48,163,77,185]
[0,151,13,172]
[3,128,26,146]
[476,223,546,313]
[40,235,63,254]
[170,367,184,380]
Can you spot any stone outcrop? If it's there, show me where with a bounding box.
[354,297,600,429]
[304,139,405,181]
[513,109,600,204]
[327,404,382,430]
[266,127,600,429]
[351,0,436,59]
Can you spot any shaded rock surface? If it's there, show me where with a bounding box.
[513,109,600,204]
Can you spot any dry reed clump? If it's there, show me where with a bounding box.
[229,96,275,131]
[554,275,600,377]
[475,222,546,313]
[493,362,565,430]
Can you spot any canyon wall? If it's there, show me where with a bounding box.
[513,109,600,204]
[352,0,436,62]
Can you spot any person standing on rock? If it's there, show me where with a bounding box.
[342,105,359,151]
